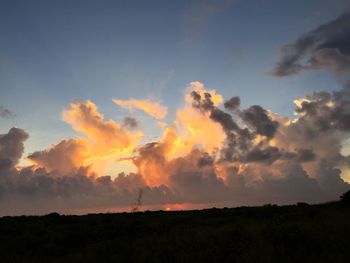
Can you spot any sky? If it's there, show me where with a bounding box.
[0,0,350,215]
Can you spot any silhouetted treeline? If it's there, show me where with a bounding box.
[0,196,350,262]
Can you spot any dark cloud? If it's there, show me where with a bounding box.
[242,146,281,164]
[123,117,138,129]
[293,90,350,137]
[282,148,316,163]
[316,160,349,196]
[0,167,174,216]
[309,48,350,74]
[186,75,349,205]
[210,108,240,131]
[191,91,240,133]
[257,163,327,204]
[224,96,240,111]
[0,128,28,166]
[241,105,279,138]
[273,12,350,76]
[197,152,214,167]
[190,90,246,161]
[191,91,215,112]
[168,150,230,203]
[267,12,350,206]
[0,106,15,119]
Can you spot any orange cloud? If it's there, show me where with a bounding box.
[28,138,87,176]
[168,82,225,159]
[131,82,226,186]
[29,100,142,176]
[15,80,350,213]
[113,98,168,119]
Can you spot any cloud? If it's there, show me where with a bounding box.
[0,106,15,119]
[282,148,316,163]
[130,81,349,207]
[242,146,281,164]
[0,127,173,215]
[186,83,280,163]
[273,12,350,76]
[123,117,138,129]
[113,99,168,119]
[184,0,235,39]
[63,100,139,150]
[0,77,350,215]
[224,96,240,111]
[292,90,350,135]
[28,139,87,176]
[0,127,28,165]
[3,14,350,216]
[241,105,279,138]
[268,11,350,202]
[27,100,142,177]
[167,149,230,203]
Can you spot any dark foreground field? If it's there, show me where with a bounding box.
[1,202,349,263]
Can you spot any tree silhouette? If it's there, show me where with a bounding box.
[340,190,350,204]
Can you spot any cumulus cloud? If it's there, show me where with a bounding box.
[28,139,87,176]
[0,77,349,215]
[113,98,168,119]
[0,127,173,215]
[63,100,139,150]
[128,80,349,208]
[26,100,143,178]
[273,12,350,76]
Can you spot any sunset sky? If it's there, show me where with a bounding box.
[0,0,350,215]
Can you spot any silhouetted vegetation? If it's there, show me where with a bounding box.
[340,190,350,204]
[0,197,350,262]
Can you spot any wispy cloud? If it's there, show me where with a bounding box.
[0,106,15,119]
[113,99,168,119]
[184,0,236,39]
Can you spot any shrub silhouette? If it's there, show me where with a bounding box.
[0,202,349,262]
[340,190,350,204]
